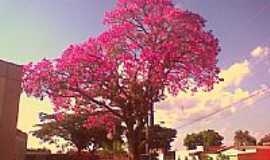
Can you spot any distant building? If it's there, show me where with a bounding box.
[201,146,228,160]
[174,145,270,160]
[218,146,249,160]
[262,142,270,146]
[0,60,26,160]
[237,146,270,160]
[175,146,204,160]
[203,146,270,160]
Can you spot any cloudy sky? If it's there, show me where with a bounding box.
[1,0,270,151]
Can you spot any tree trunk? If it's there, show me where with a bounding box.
[77,148,82,155]
[128,138,140,160]
[126,122,141,160]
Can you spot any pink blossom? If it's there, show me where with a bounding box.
[22,0,221,137]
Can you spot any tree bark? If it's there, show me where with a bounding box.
[126,122,141,160]
[128,146,140,160]
[77,147,82,155]
[127,136,140,160]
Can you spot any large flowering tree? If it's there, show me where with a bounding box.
[22,0,221,159]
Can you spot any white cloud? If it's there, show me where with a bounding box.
[219,60,250,88]
[251,46,269,58]
[155,54,270,149]
[155,60,252,129]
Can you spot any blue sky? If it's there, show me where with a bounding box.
[1,0,270,150]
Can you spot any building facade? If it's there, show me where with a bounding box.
[0,60,23,160]
[238,147,270,160]
[206,146,270,160]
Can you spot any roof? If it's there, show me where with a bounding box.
[237,146,270,150]
[0,59,21,67]
[217,146,270,153]
[217,146,235,152]
[205,146,228,154]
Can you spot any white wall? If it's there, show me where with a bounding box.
[175,150,199,160]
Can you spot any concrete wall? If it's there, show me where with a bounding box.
[221,148,242,160]
[175,150,196,160]
[0,60,22,160]
[16,130,28,160]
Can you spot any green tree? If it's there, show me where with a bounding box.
[148,125,177,152]
[258,133,270,145]
[138,125,177,156]
[184,129,224,150]
[207,156,214,160]
[217,154,229,160]
[234,130,256,147]
[32,112,124,153]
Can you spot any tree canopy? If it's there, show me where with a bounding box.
[183,129,224,150]
[140,125,177,153]
[258,133,270,145]
[233,130,257,147]
[22,0,221,159]
[32,112,123,153]
[148,125,177,152]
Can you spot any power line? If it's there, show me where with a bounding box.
[173,88,270,148]
[170,0,270,134]
[174,87,270,130]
